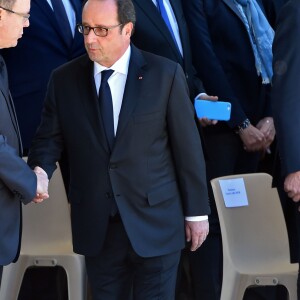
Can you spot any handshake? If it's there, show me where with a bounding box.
[32,166,49,203]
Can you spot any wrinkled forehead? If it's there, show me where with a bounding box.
[82,0,119,25]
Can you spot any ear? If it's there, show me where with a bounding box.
[124,22,134,37]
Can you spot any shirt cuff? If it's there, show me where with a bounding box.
[185,215,208,221]
[195,93,208,100]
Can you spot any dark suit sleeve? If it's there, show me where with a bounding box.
[184,0,248,127]
[167,64,210,216]
[272,2,300,176]
[28,74,63,178]
[0,135,36,203]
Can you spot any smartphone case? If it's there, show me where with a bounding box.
[194,100,231,121]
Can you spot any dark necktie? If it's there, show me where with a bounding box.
[156,0,179,51]
[99,69,115,151]
[51,0,73,47]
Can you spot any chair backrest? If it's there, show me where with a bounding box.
[21,162,72,253]
[211,173,291,270]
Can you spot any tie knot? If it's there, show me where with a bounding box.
[101,69,114,83]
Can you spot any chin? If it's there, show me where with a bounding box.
[2,41,18,48]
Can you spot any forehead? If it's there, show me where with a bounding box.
[12,0,30,10]
[82,0,118,24]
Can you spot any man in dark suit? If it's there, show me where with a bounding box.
[184,0,276,299]
[272,1,300,298]
[1,0,85,153]
[131,0,204,99]
[0,0,48,286]
[1,2,85,297]
[28,0,210,299]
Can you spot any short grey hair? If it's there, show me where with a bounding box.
[0,0,17,10]
[83,0,136,29]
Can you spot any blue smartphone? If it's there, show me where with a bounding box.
[194,100,231,121]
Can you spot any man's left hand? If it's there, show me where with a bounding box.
[284,171,300,205]
[256,117,275,149]
[185,220,209,251]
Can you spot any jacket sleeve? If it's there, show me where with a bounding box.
[184,0,248,127]
[0,134,37,204]
[272,2,300,176]
[167,64,210,216]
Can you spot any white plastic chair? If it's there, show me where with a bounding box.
[0,163,87,300]
[211,173,298,300]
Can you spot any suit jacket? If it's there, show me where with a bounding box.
[28,46,210,258]
[272,0,300,262]
[184,0,275,129]
[0,55,36,266]
[272,0,300,177]
[1,0,85,150]
[261,0,278,27]
[131,0,204,99]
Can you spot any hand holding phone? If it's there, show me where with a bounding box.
[194,99,231,121]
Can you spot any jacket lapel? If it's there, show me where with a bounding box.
[34,0,75,49]
[77,55,111,153]
[134,0,181,61]
[114,45,146,144]
[168,0,185,64]
[69,0,82,17]
[0,56,22,154]
[222,0,244,22]
[77,48,147,153]
[8,92,23,154]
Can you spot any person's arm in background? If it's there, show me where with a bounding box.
[184,0,247,127]
[272,1,300,205]
[184,0,267,151]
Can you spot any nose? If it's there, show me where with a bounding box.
[84,29,97,43]
[23,18,30,27]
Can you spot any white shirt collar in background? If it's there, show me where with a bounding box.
[152,0,183,56]
[47,0,76,36]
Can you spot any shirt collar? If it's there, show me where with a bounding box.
[93,45,131,78]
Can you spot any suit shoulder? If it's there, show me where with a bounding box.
[52,54,90,76]
[138,49,181,73]
[278,0,300,23]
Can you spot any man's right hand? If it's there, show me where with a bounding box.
[32,166,49,203]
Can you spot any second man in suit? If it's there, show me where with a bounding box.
[0,0,49,286]
[132,0,204,99]
[272,0,300,298]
